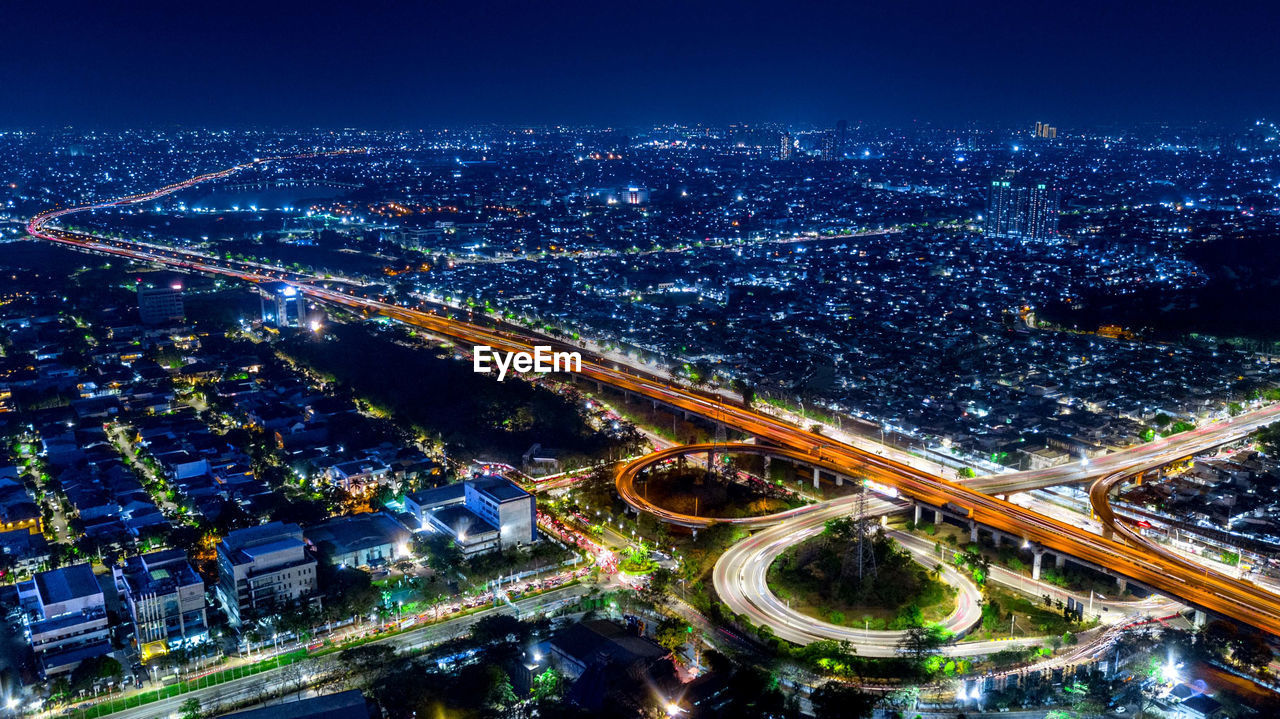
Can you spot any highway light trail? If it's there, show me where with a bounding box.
[25,156,1280,637]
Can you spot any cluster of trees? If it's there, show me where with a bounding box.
[280,323,628,464]
[1201,619,1274,672]
[49,655,123,697]
[335,615,594,719]
[774,519,947,618]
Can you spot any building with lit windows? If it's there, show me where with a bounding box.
[113,549,209,659]
[260,282,309,328]
[402,475,536,557]
[137,281,185,325]
[216,522,317,628]
[17,562,113,677]
[985,170,1060,240]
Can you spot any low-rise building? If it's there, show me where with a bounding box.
[17,563,112,677]
[403,476,536,557]
[113,549,209,659]
[216,522,317,628]
[304,512,411,568]
[466,476,536,547]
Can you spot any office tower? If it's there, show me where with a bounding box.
[260,282,309,328]
[216,521,317,628]
[819,132,836,159]
[985,170,1061,240]
[778,131,792,160]
[137,280,185,324]
[835,119,848,156]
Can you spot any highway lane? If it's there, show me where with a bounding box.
[35,220,1280,634]
[1087,470,1276,622]
[69,583,588,719]
[711,495,1180,652]
[26,159,1280,636]
[713,495,985,653]
[971,405,1280,495]
[613,442,874,528]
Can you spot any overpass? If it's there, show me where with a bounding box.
[24,156,1280,637]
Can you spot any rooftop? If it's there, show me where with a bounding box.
[34,563,101,608]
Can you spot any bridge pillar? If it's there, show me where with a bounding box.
[1193,610,1206,628]
[969,521,978,544]
[914,504,923,526]
[835,474,844,487]
[934,509,943,525]
[1116,576,1128,593]
[763,455,771,478]
[1032,549,1045,581]
[691,528,698,541]
[1056,553,1066,569]
[707,450,716,471]
[812,467,821,490]
[1102,526,1114,541]
[652,399,658,410]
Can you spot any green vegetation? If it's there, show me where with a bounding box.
[636,463,803,519]
[769,520,955,629]
[280,323,630,464]
[967,584,1093,643]
[618,547,658,575]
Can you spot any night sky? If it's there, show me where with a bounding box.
[3,0,1277,128]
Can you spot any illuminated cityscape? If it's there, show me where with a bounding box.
[2,2,1280,719]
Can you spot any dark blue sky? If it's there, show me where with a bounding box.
[3,0,1276,128]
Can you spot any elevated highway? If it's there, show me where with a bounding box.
[25,157,1280,637]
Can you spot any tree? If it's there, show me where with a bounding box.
[483,665,518,713]
[322,566,381,619]
[531,667,564,701]
[1200,620,1237,657]
[654,616,692,656]
[811,682,878,719]
[898,624,950,669]
[178,697,202,719]
[642,567,674,606]
[338,645,398,685]
[1232,633,1274,672]
[470,614,526,644]
[69,655,122,692]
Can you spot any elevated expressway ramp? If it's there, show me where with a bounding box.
[25,157,1280,637]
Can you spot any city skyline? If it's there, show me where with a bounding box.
[3,4,1280,717]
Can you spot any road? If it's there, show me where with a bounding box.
[25,158,1280,637]
[710,491,1180,652]
[970,405,1280,495]
[71,583,588,719]
[712,494,985,653]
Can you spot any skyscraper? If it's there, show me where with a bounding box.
[985,170,1060,240]
[835,119,848,155]
[777,131,792,160]
[1033,121,1057,139]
